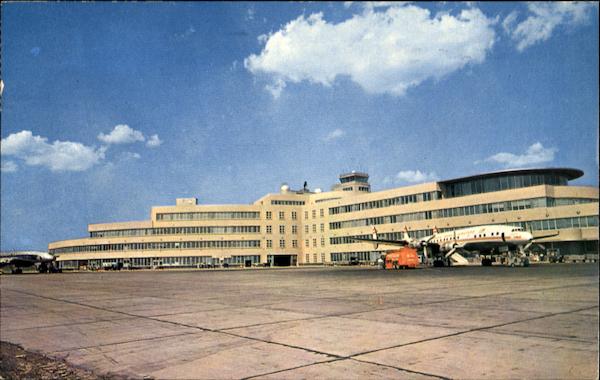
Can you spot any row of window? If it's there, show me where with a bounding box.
[436,197,594,219]
[91,226,261,238]
[330,215,599,245]
[330,197,596,230]
[59,255,260,269]
[315,197,342,203]
[50,240,261,254]
[266,240,299,248]
[266,211,298,220]
[442,173,568,198]
[265,225,300,234]
[330,251,381,262]
[271,200,305,206]
[330,211,425,230]
[329,191,441,215]
[304,224,325,233]
[156,211,260,221]
[304,253,326,263]
[507,215,598,232]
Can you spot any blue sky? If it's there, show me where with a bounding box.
[1,2,598,250]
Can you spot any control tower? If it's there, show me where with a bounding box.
[331,171,371,193]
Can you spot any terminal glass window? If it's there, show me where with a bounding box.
[442,173,570,198]
[292,211,297,220]
[279,240,285,248]
[279,225,285,234]
[292,225,298,234]
[279,211,285,220]
[266,211,272,220]
[266,225,272,234]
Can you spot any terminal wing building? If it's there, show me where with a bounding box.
[49,168,599,270]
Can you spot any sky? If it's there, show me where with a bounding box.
[1,2,598,250]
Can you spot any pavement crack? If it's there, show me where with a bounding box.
[344,305,598,358]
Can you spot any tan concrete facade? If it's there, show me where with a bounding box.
[49,169,599,268]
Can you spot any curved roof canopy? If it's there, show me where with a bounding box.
[439,168,583,185]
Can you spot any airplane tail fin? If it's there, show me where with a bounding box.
[402,226,411,242]
[371,226,379,249]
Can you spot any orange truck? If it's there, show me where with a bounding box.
[385,247,419,269]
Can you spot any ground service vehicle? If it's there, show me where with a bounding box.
[385,247,419,269]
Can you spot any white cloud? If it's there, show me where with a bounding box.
[483,142,557,167]
[502,10,519,34]
[146,134,163,148]
[245,4,496,97]
[505,2,597,51]
[246,7,255,21]
[1,160,18,173]
[1,130,105,172]
[265,78,286,99]
[324,129,345,141]
[394,170,439,183]
[121,152,141,161]
[98,124,145,145]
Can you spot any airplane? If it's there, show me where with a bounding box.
[0,251,59,274]
[353,225,558,267]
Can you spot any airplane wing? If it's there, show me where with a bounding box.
[531,232,560,241]
[350,237,409,246]
[0,256,38,268]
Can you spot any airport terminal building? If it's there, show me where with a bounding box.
[49,168,599,269]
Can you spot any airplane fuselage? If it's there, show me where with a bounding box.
[425,225,533,253]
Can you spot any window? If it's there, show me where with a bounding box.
[266,211,272,220]
[313,253,318,263]
[292,211,297,220]
[305,225,309,233]
[292,240,298,248]
[320,209,324,217]
[304,211,309,219]
[279,211,285,220]
[320,223,324,232]
[312,224,317,233]
[306,254,310,263]
[266,225,272,234]
[266,240,272,248]
[292,225,298,234]
[279,240,285,248]
[321,253,325,263]
[321,237,325,246]
[312,210,316,219]
[313,238,317,247]
[305,239,309,247]
[279,225,285,234]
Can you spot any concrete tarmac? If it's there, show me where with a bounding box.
[1,264,598,379]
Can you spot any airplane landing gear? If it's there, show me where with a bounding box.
[481,258,493,266]
[433,259,445,267]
